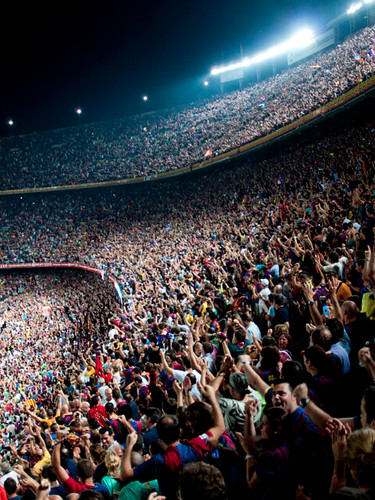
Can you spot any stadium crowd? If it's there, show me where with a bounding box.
[0,88,375,500]
[2,25,375,189]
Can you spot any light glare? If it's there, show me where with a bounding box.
[211,29,314,76]
[347,2,363,14]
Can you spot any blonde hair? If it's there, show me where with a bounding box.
[274,324,289,338]
[104,450,121,476]
[346,428,375,489]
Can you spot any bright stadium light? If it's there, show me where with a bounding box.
[210,28,314,76]
[142,95,148,102]
[347,2,363,14]
[364,0,374,4]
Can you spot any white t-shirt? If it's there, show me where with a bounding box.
[0,471,19,486]
[246,322,262,343]
[172,369,201,399]
[108,328,118,340]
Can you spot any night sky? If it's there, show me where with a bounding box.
[0,1,340,135]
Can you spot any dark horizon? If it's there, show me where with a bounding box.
[0,1,349,136]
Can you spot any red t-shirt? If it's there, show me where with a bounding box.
[87,405,108,427]
[63,477,93,494]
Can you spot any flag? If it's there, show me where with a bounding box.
[368,48,375,59]
[233,296,247,311]
[95,353,103,377]
[114,281,123,304]
[353,51,364,62]
[25,399,36,410]
[204,150,213,157]
[277,175,284,186]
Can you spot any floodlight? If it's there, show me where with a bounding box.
[289,28,315,47]
[210,28,314,76]
[347,2,363,14]
[75,108,82,115]
[8,120,14,126]
[204,81,209,86]
[142,95,148,101]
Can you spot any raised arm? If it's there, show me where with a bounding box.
[303,281,323,327]
[240,356,269,396]
[52,430,70,485]
[120,432,138,482]
[159,348,174,377]
[197,382,225,441]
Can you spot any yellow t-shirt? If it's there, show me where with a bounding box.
[33,450,51,475]
[362,292,375,320]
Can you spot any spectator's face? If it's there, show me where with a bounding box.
[258,414,272,440]
[101,432,114,449]
[194,343,203,356]
[278,335,288,350]
[272,383,295,413]
[105,389,112,401]
[141,414,152,430]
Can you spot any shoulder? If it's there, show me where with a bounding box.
[63,477,90,494]
[291,406,318,433]
[188,431,213,451]
[172,369,185,380]
[134,453,164,478]
[219,397,243,410]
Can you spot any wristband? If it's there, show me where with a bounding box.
[245,454,255,460]
[241,361,251,366]
[300,397,311,408]
[218,372,225,377]
[308,301,314,306]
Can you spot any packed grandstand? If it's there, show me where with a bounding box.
[0,18,375,500]
[1,25,375,190]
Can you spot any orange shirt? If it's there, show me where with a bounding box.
[336,281,352,302]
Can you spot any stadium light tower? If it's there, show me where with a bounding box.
[210,28,314,76]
